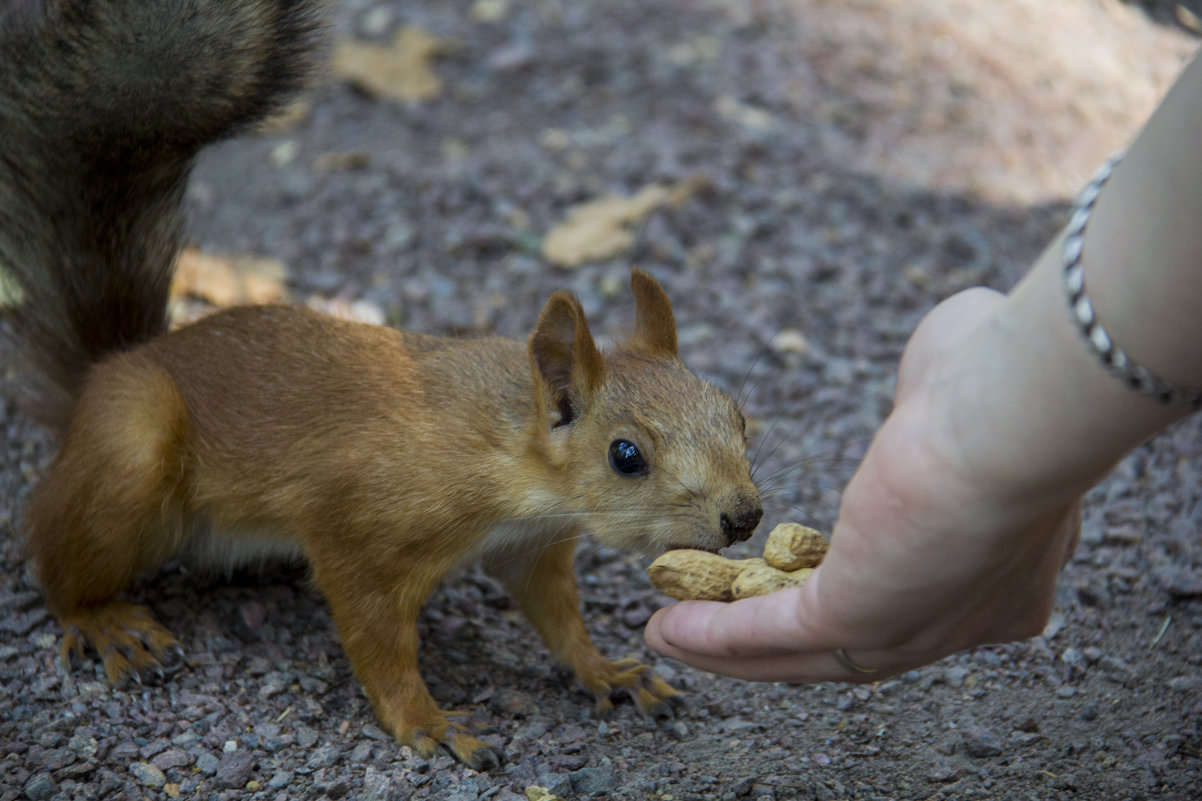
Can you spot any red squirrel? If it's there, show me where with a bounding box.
[0,0,762,769]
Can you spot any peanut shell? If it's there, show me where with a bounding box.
[731,562,814,600]
[762,523,828,571]
[647,550,756,601]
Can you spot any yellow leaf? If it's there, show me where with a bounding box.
[256,97,313,134]
[714,94,776,132]
[525,787,564,801]
[305,295,386,325]
[471,0,509,23]
[541,180,706,268]
[170,248,288,326]
[333,26,451,103]
[0,266,24,309]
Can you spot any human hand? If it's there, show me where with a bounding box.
[645,287,1084,681]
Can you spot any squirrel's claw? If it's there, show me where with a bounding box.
[165,642,187,665]
[592,694,615,718]
[399,714,506,772]
[632,675,684,719]
[577,655,684,721]
[456,740,505,772]
[52,602,182,688]
[59,625,88,672]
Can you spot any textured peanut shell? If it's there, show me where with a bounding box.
[762,523,828,571]
[731,561,814,600]
[647,550,756,601]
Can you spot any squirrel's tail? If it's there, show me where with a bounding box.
[0,0,322,423]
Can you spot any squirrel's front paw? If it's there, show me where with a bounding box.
[578,656,683,718]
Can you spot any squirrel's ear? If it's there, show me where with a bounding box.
[629,268,678,357]
[529,292,605,426]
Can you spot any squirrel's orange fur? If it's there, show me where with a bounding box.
[28,278,762,768]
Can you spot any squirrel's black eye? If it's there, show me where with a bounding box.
[608,439,649,477]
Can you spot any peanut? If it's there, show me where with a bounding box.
[762,523,827,571]
[731,560,813,600]
[646,550,756,601]
[647,522,828,602]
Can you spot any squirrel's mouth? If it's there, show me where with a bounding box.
[665,543,722,554]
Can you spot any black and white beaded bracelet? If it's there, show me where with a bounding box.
[1062,153,1202,411]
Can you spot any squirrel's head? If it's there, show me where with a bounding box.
[527,269,762,555]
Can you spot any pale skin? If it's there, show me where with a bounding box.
[645,51,1202,682]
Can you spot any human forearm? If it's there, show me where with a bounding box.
[934,236,1186,505]
[931,54,1202,502]
[1084,51,1202,390]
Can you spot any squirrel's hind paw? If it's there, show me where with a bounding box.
[401,716,505,771]
[57,602,181,686]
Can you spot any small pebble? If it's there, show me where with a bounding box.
[1167,675,1202,692]
[195,752,219,776]
[23,773,57,801]
[306,743,341,770]
[152,749,192,771]
[571,761,618,797]
[960,724,1003,758]
[129,761,167,788]
[108,741,139,761]
[294,725,319,748]
[217,750,255,789]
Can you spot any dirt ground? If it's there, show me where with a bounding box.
[3,1,1201,799]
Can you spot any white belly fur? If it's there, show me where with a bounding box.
[180,517,576,580]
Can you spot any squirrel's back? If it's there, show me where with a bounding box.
[0,0,322,422]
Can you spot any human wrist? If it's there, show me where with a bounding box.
[1080,53,1202,394]
[1061,153,1202,410]
[931,53,1202,503]
[932,237,1188,505]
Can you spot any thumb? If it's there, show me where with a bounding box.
[645,584,832,661]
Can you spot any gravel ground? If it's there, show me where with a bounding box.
[3,1,1202,799]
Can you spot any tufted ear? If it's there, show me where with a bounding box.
[529,291,605,427]
[629,268,677,357]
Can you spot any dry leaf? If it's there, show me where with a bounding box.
[769,329,811,357]
[256,97,313,134]
[305,295,387,326]
[714,94,777,132]
[313,151,372,172]
[170,248,288,326]
[1179,5,1202,34]
[541,180,704,268]
[333,26,451,103]
[0,266,23,308]
[471,0,509,23]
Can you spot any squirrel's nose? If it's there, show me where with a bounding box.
[721,504,763,545]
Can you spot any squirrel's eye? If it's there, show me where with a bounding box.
[608,439,649,477]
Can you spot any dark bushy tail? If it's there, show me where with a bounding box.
[0,0,323,422]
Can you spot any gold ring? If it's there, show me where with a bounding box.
[833,648,879,675]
